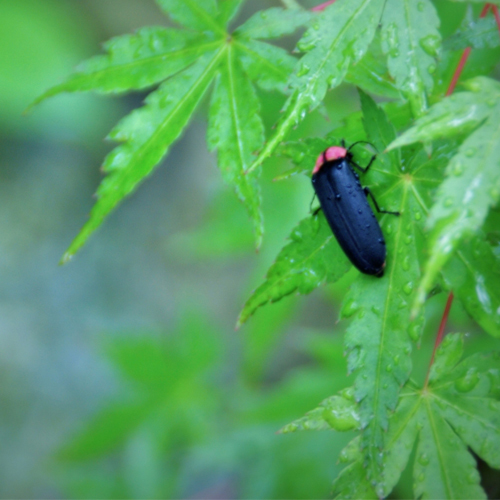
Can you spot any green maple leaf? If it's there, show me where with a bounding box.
[320,333,500,499]
[237,211,350,327]
[247,0,442,173]
[388,77,500,327]
[380,0,441,116]
[445,15,500,51]
[30,0,311,259]
[247,0,386,173]
[240,92,443,485]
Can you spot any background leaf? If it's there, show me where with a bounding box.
[445,16,500,50]
[155,0,223,34]
[415,96,500,317]
[238,213,350,326]
[380,0,441,116]
[280,389,360,433]
[29,28,215,104]
[62,50,223,261]
[207,46,265,247]
[248,0,385,173]
[234,7,312,40]
[217,0,245,26]
[380,335,499,498]
[345,34,401,100]
[443,235,500,338]
[235,39,297,93]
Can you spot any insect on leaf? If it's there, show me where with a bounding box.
[340,93,419,488]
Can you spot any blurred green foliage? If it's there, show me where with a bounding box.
[2,0,500,499]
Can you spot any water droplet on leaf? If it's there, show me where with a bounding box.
[455,367,480,392]
[342,299,360,318]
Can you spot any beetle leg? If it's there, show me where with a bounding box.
[351,154,377,173]
[310,193,322,215]
[364,187,400,215]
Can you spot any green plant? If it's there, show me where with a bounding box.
[32,0,500,498]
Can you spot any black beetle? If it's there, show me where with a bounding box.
[311,141,399,277]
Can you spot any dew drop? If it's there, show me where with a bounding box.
[455,367,480,392]
[414,211,422,221]
[419,34,440,56]
[465,147,477,157]
[386,364,393,373]
[452,162,464,176]
[403,282,413,295]
[297,39,316,52]
[342,299,360,318]
[409,323,421,341]
[402,256,410,271]
[418,453,430,466]
[417,2,425,11]
[296,64,310,77]
[427,64,436,75]
[443,197,454,207]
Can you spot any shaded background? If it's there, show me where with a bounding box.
[0,0,494,498]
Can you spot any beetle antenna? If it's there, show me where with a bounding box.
[348,140,378,153]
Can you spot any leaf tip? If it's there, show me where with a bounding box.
[59,252,74,266]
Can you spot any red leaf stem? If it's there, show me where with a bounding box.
[311,0,336,12]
